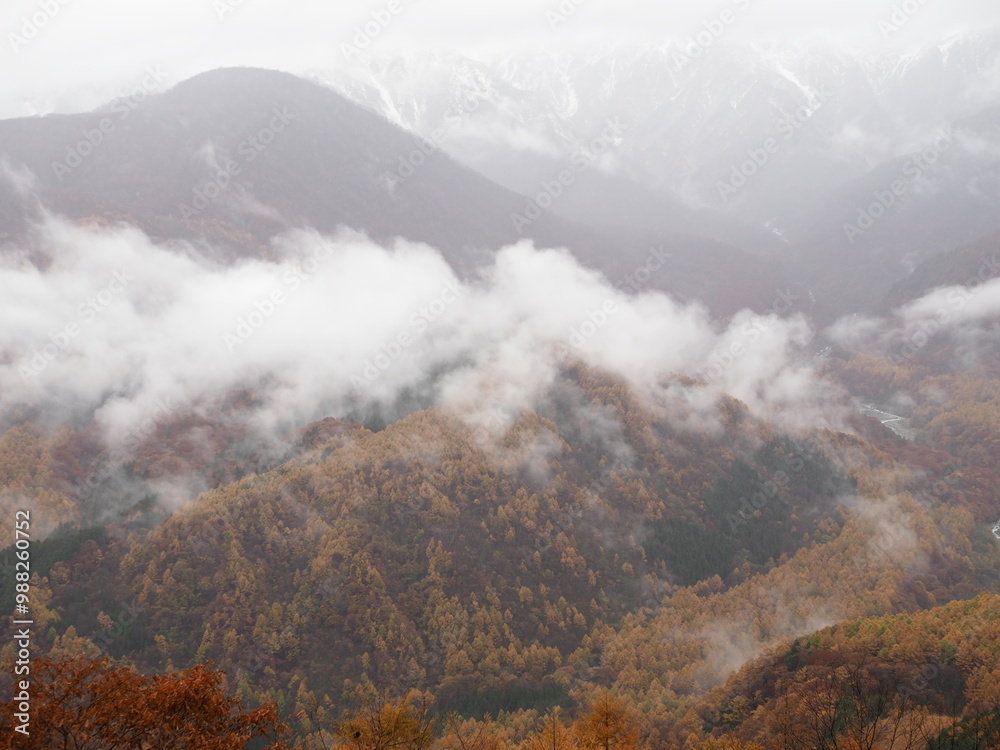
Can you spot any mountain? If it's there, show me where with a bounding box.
[695,594,1000,750]
[316,35,1000,313]
[0,67,790,317]
[786,103,1000,313]
[881,229,1000,311]
[5,364,997,746]
[2,52,1000,750]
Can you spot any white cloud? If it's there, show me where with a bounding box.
[2,0,997,118]
[0,218,845,445]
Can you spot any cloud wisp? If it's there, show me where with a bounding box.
[0,217,844,448]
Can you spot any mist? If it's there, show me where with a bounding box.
[3,7,999,738]
[0,215,848,456]
[827,272,1000,366]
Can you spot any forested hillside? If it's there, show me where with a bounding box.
[2,361,997,747]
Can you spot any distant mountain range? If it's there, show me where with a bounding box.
[882,228,1000,310]
[2,52,1000,750]
[0,67,791,317]
[314,34,1000,313]
[3,40,999,320]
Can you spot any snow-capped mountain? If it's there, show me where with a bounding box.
[316,35,1000,222]
[310,33,1000,310]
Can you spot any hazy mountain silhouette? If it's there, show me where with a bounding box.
[322,38,1000,315]
[880,229,1000,310]
[0,66,791,316]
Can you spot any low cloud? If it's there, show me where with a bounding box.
[0,217,845,455]
[826,269,1000,367]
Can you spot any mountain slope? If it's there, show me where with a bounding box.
[8,364,997,743]
[881,229,1000,311]
[319,36,1000,314]
[696,594,1000,750]
[0,66,789,317]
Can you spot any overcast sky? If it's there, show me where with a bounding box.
[2,0,999,118]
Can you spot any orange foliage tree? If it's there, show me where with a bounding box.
[573,694,639,750]
[526,709,576,750]
[0,655,288,749]
[332,692,435,750]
